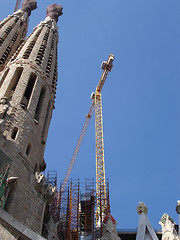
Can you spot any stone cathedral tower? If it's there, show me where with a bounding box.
[0,0,37,71]
[0,3,63,239]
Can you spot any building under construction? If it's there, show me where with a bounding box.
[58,179,97,240]
[0,1,178,240]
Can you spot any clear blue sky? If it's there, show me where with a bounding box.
[1,0,180,230]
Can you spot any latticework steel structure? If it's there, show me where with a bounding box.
[57,178,110,239]
[79,179,95,240]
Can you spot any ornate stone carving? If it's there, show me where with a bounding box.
[21,0,37,16]
[0,97,9,119]
[34,172,45,193]
[101,214,121,240]
[137,202,148,215]
[4,177,18,206]
[46,4,63,22]
[44,184,57,202]
[159,213,180,240]
[35,172,57,201]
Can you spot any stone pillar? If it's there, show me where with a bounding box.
[0,4,63,234]
[0,0,37,71]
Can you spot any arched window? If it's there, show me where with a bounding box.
[5,67,23,98]
[23,27,43,60]
[34,87,46,122]
[26,143,31,156]
[21,73,37,109]
[35,28,50,65]
[11,127,18,140]
[41,102,50,144]
[0,68,9,88]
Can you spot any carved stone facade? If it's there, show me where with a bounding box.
[0,3,63,237]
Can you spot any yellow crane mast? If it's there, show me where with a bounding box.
[94,54,114,225]
[59,54,115,225]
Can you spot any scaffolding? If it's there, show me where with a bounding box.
[58,178,112,240]
[58,180,70,239]
[67,179,80,240]
[46,178,110,239]
[79,179,95,240]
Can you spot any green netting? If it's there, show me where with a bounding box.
[0,171,8,208]
[0,149,12,208]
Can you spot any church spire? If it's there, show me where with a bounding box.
[0,4,63,233]
[0,0,37,71]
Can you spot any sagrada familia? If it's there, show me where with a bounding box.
[0,1,179,240]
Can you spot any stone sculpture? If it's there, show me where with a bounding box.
[21,0,37,16]
[35,172,57,201]
[159,213,180,240]
[0,98,8,119]
[137,202,148,215]
[46,4,63,22]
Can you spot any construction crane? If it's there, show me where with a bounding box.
[14,0,21,12]
[94,54,114,226]
[59,54,115,224]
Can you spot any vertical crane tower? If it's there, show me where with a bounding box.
[94,54,114,225]
[59,54,115,226]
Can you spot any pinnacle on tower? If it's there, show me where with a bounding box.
[136,202,159,240]
[46,4,63,22]
[0,0,37,71]
[21,0,37,16]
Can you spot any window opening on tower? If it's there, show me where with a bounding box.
[34,87,46,122]
[46,36,55,77]
[0,16,13,29]
[0,68,9,88]
[0,19,17,47]
[26,143,31,156]
[5,67,23,98]
[11,127,18,140]
[23,27,43,60]
[0,46,11,65]
[41,101,51,144]
[21,72,37,109]
[35,28,50,65]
